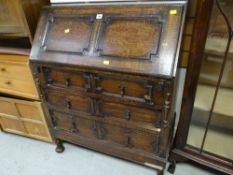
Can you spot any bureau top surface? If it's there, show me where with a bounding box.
[30,1,187,78]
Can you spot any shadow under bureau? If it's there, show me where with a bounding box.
[30,1,187,174]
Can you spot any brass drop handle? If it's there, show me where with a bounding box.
[125,109,131,120]
[96,86,103,93]
[83,72,92,92]
[70,122,78,133]
[118,84,126,96]
[93,121,105,139]
[69,115,78,133]
[124,128,133,148]
[144,84,154,105]
[66,101,71,109]
[65,77,70,87]
[124,136,133,148]
[144,94,151,101]
[47,78,53,84]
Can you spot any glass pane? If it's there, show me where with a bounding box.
[203,0,233,160]
[186,0,229,150]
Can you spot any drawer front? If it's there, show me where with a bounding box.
[41,67,91,92]
[94,74,165,105]
[0,62,31,80]
[0,96,52,142]
[98,100,162,127]
[16,103,43,122]
[23,122,50,139]
[0,97,44,121]
[0,117,25,134]
[96,122,160,154]
[0,76,38,99]
[50,110,160,154]
[35,66,170,106]
[50,110,96,139]
[44,90,92,115]
[0,99,18,117]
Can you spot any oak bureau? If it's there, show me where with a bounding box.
[30,1,187,174]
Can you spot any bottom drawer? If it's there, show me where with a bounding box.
[97,122,160,154]
[55,129,166,169]
[0,117,25,134]
[0,96,52,142]
[23,122,50,139]
[51,110,97,139]
[51,110,160,154]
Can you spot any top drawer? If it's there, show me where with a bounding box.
[0,55,39,100]
[40,67,91,92]
[0,54,32,80]
[0,62,31,80]
[94,74,166,106]
[37,66,171,107]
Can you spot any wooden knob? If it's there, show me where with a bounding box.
[1,67,6,72]
[5,81,11,85]
[118,84,126,96]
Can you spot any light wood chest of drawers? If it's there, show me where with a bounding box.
[0,54,52,142]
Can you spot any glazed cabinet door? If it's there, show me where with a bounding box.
[186,0,233,161]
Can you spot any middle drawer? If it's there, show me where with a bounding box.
[44,90,162,127]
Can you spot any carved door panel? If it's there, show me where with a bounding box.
[96,15,162,60]
[41,14,95,54]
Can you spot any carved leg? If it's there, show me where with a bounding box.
[168,160,176,174]
[55,139,65,153]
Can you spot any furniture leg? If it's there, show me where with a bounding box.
[55,139,65,153]
[168,160,176,174]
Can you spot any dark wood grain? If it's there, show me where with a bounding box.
[30,1,186,77]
